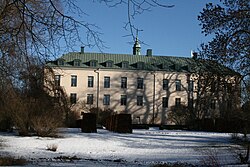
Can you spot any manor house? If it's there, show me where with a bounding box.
[46,39,240,125]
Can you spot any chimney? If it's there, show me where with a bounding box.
[80,46,85,53]
[191,50,198,59]
[146,49,152,56]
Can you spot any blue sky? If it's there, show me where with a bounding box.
[72,1,219,57]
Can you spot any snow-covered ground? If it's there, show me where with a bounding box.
[0,128,245,166]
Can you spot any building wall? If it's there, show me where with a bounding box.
[53,67,192,124]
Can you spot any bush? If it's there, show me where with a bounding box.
[32,112,62,137]
[81,113,97,133]
[0,156,27,166]
[106,114,132,133]
[89,108,114,126]
[152,162,195,167]
[46,143,58,152]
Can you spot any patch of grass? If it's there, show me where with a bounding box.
[46,143,58,152]
[0,156,27,166]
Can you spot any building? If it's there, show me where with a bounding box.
[46,40,241,125]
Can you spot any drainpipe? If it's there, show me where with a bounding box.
[151,72,156,124]
[94,69,100,119]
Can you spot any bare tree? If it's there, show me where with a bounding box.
[97,0,174,41]
[0,0,174,132]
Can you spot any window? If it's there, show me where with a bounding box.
[210,99,216,109]
[74,60,81,66]
[175,98,181,107]
[90,60,97,67]
[106,61,113,67]
[137,77,144,89]
[87,94,94,105]
[188,80,194,92]
[70,93,77,104]
[121,77,127,89]
[103,94,110,105]
[162,97,168,108]
[188,99,194,109]
[104,76,110,88]
[163,79,169,90]
[137,96,143,106]
[54,92,60,103]
[54,75,60,86]
[176,80,181,91]
[58,59,64,66]
[120,95,127,106]
[225,83,232,93]
[137,62,144,69]
[71,75,77,87]
[88,76,94,87]
[122,62,129,68]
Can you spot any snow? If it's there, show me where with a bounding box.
[0,128,244,166]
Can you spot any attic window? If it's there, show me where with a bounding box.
[137,62,144,69]
[74,60,81,66]
[89,60,97,67]
[58,59,65,66]
[106,61,113,67]
[182,65,190,72]
[170,64,180,71]
[122,61,129,68]
[160,63,168,69]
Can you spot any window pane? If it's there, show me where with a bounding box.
[122,62,129,68]
[104,76,110,88]
[70,93,77,104]
[175,98,181,107]
[137,78,143,89]
[120,95,127,105]
[58,59,64,66]
[121,77,127,88]
[162,97,168,108]
[55,75,60,86]
[71,75,77,87]
[87,94,94,104]
[210,99,216,109]
[176,80,181,91]
[137,96,143,106]
[90,61,97,67]
[103,94,110,105]
[188,80,194,92]
[74,60,80,66]
[88,76,94,87]
[106,61,113,67]
[137,62,144,69]
[163,79,168,90]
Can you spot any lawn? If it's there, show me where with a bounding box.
[0,128,247,166]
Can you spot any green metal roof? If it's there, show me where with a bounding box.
[46,52,239,76]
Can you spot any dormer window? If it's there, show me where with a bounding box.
[57,59,65,66]
[89,60,97,67]
[160,63,168,70]
[74,59,81,67]
[122,61,129,69]
[106,61,113,67]
[137,62,144,69]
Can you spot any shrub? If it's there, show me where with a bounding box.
[0,156,27,166]
[81,113,97,133]
[152,162,195,167]
[46,143,58,152]
[89,108,114,126]
[199,149,220,167]
[32,112,62,137]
